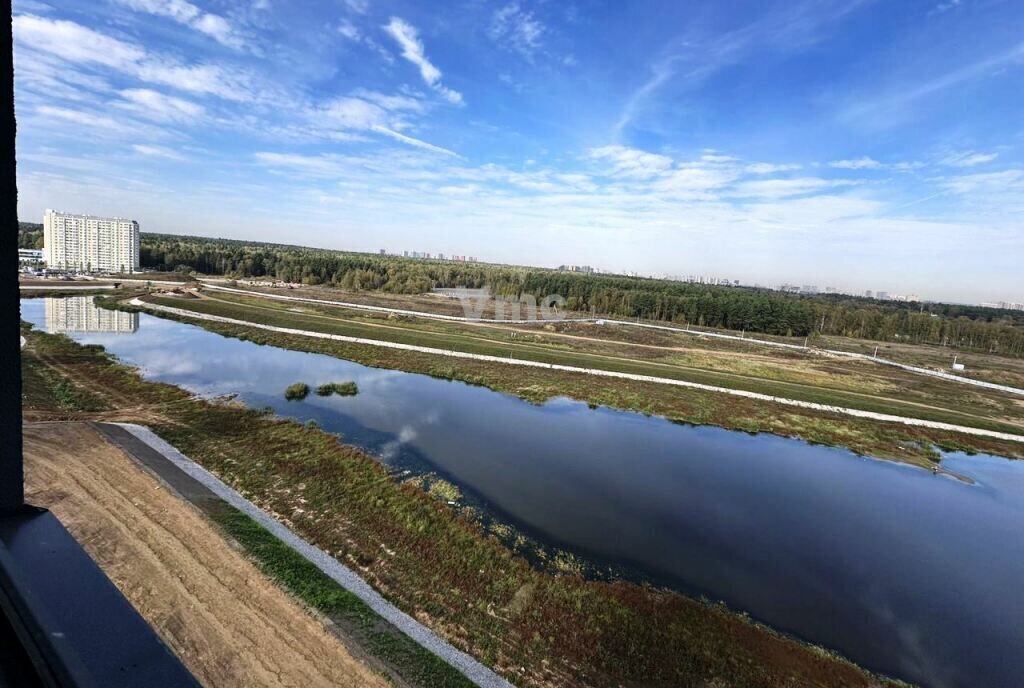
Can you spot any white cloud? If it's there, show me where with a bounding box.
[13,15,255,101]
[588,145,673,178]
[14,15,144,70]
[839,43,1024,127]
[254,152,346,176]
[118,88,203,122]
[135,61,252,100]
[371,126,459,157]
[929,0,960,16]
[490,3,544,58]
[114,0,247,50]
[740,194,881,227]
[940,169,1023,195]
[311,92,456,155]
[828,156,882,169]
[652,166,740,198]
[337,20,361,41]
[745,162,801,175]
[614,4,867,137]
[353,89,425,113]
[321,96,391,130]
[30,104,170,142]
[132,144,185,160]
[383,17,463,105]
[192,13,243,49]
[613,54,677,137]
[13,47,115,102]
[344,0,369,13]
[730,177,856,199]
[937,169,1024,218]
[942,151,999,167]
[36,105,127,131]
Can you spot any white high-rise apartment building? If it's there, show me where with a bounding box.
[44,297,139,333]
[42,209,140,273]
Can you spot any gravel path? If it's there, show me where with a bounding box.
[200,283,1024,397]
[130,297,1024,444]
[203,282,571,324]
[113,422,516,688]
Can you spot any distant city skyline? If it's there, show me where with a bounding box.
[12,0,1024,304]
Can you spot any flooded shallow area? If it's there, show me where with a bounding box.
[22,296,1024,688]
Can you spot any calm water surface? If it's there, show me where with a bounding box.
[22,297,1024,688]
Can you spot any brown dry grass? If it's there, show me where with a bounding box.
[22,421,389,688]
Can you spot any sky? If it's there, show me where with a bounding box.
[11,0,1024,303]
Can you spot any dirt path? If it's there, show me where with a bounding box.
[22,422,389,688]
[201,283,1024,397]
[133,297,1024,443]
[201,292,1016,426]
[23,337,198,426]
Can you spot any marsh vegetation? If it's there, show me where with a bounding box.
[284,382,310,400]
[18,317,899,688]
[316,381,359,397]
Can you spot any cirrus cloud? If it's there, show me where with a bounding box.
[383,17,463,105]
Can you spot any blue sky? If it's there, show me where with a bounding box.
[12,0,1024,303]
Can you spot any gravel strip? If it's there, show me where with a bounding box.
[202,283,1024,397]
[113,422,516,688]
[131,298,1024,444]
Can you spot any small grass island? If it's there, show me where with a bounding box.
[284,382,310,401]
[315,381,359,397]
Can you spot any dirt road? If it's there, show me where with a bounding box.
[22,422,389,688]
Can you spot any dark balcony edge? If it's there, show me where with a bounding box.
[0,506,200,688]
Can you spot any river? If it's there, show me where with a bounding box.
[21,296,1024,688]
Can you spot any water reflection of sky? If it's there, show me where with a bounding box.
[22,297,1024,688]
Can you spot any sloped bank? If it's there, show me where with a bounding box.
[19,324,900,688]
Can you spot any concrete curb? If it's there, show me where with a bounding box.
[112,422,515,688]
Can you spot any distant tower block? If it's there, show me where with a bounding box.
[43,209,140,273]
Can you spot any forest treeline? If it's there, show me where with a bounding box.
[18,222,42,249]
[20,227,1024,356]
[136,233,1024,356]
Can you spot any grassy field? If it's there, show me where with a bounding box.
[178,289,1024,430]
[19,323,903,688]
[241,282,1024,372]
[818,334,1024,388]
[107,291,1024,465]
[208,505,476,687]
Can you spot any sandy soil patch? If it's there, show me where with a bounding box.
[22,422,388,688]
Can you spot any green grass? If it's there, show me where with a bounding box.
[20,325,900,688]
[148,293,1024,435]
[316,381,359,397]
[20,324,109,413]
[209,505,475,687]
[207,289,1024,423]
[126,294,1024,465]
[284,382,310,400]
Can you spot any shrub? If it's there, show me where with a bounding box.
[284,382,310,400]
[315,381,358,397]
